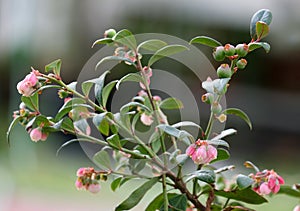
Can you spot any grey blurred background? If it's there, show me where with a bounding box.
[1,0,300,210]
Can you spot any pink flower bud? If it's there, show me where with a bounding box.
[75,179,84,190]
[153,95,161,102]
[140,113,153,126]
[88,183,101,193]
[29,128,43,142]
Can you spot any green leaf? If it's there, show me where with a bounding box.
[107,134,122,149]
[211,128,237,141]
[137,39,167,52]
[55,98,86,121]
[112,29,137,50]
[67,81,77,90]
[21,92,39,111]
[93,112,107,128]
[236,174,254,190]
[211,148,230,163]
[248,42,270,53]
[145,193,177,211]
[7,116,22,146]
[215,188,268,204]
[171,121,202,130]
[256,21,270,40]
[115,177,159,211]
[111,177,122,192]
[157,124,193,144]
[95,56,136,70]
[222,108,252,130]
[74,119,90,135]
[160,194,187,211]
[159,97,184,110]
[120,102,151,114]
[93,150,112,170]
[187,170,216,184]
[190,36,222,47]
[148,44,189,67]
[207,139,229,148]
[102,80,117,108]
[250,9,272,39]
[116,73,142,90]
[45,59,62,76]
[278,185,300,198]
[81,70,110,97]
[92,37,113,48]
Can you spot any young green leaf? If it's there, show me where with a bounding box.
[248,42,270,53]
[148,44,188,67]
[237,174,254,190]
[21,92,39,111]
[112,29,137,50]
[222,108,252,130]
[107,134,122,149]
[115,177,159,211]
[186,170,216,184]
[256,21,270,40]
[81,71,110,97]
[215,188,268,204]
[45,59,62,76]
[207,139,229,148]
[211,128,237,141]
[91,37,113,48]
[102,80,117,108]
[111,177,122,192]
[116,73,142,90]
[190,36,222,48]
[171,121,202,130]
[159,97,184,110]
[250,9,272,39]
[244,161,260,172]
[137,39,167,52]
[93,150,112,170]
[95,56,136,70]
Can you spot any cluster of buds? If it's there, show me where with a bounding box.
[186,139,217,165]
[17,69,39,97]
[75,167,108,194]
[139,66,153,90]
[250,169,285,195]
[213,43,249,78]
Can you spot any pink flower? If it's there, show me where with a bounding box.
[29,128,47,142]
[293,205,300,211]
[140,113,153,126]
[267,170,284,194]
[252,169,284,195]
[75,179,84,190]
[186,144,196,156]
[259,182,271,194]
[17,72,38,96]
[186,140,217,165]
[88,183,101,193]
[153,95,161,102]
[76,168,86,177]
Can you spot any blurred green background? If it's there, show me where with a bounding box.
[1,0,300,210]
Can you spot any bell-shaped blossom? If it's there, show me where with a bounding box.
[293,205,300,211]
[252,169,284,195]
[17,71,38,96]
[186,140,217,165]
[29,127,48,142]
[87,183,101,193]
[140,113,153,126]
